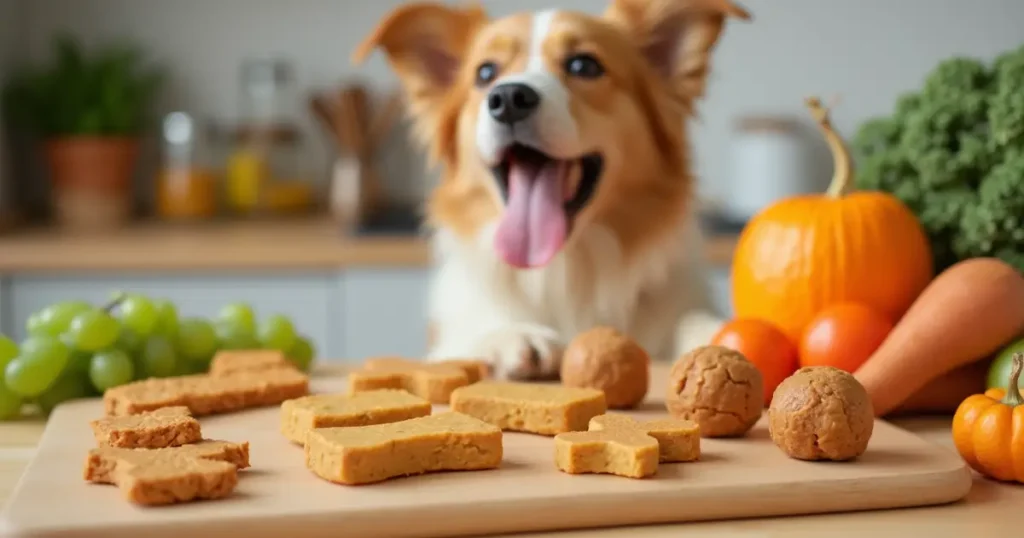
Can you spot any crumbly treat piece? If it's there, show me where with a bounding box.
[305,412,502,485]
[768,366,874,461]
[104,367,309,416]
[561,327,650,409]
[666,345,764,438]
[90,406,201,448]
[554,429,659,479]
[83,439,250,506]
[209,349,294,376]
[432,359,491,383]
[449,381,607,435]
[349,358,473,404]
[589,413,700,462]
[281,389,432,444]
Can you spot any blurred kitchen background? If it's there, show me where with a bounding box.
[0,0,1022,362]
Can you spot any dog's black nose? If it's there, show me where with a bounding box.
[487,83,541,125]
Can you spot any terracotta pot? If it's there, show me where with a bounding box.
[44,137,139,230]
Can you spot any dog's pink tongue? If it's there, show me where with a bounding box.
[494,159,567,268]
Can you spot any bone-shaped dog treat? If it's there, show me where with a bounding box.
[589,414,700,462]
[305,412,502,485]
[90,406,201,448]
[103,368,309,416]
[280,389,432,444]
[209,349,295,376]
[348,357,488,403]
[449,381,607,435]
[84,440,250,506]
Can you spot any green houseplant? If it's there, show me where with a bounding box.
[1,34,162,229]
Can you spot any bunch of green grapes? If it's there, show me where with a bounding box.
[0,294,316,420]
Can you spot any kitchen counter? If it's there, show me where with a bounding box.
[0,218,739,274]
[1,364,1020,536]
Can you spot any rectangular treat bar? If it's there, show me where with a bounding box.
[83,439,250,506]
[90,406,201,448]
[209,349,295,376]
[305,412,502,485]
[280,389,432,444]
[348,358,471,404]
[449,381,607,435]
[104,367,309,416]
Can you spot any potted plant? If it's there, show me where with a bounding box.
[1,34,162,230]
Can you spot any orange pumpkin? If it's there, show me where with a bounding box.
[730,97,933,343]
[952,352,1024,483]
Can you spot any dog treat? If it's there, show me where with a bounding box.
[768,366,874,461]
[305,412,502,485]
[209,349,295,376]
[554,428,659,479]
[561,327,650,409]
[104,367,309,416]
[666,345,763,437]
[349,357,482,404]
[281,389,432,444]
[83,440,250,506]
[589,413,700,463]
[90,406,201,449]
[449,381,607,435]
[431,358,490,383]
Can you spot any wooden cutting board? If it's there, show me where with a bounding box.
[1,374,972,538]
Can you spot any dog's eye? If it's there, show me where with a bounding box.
[565,54,604,79]
[475,62,499,87]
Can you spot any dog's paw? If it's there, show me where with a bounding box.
[472,324,564,380]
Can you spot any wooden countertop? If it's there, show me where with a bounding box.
[0,218,738,274]
[1,364,1020,536]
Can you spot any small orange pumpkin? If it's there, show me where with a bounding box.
[952,352,1024,483]
[730,97,933,343]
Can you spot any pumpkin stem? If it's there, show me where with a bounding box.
[1002,352,1024,407]
[805,96,854,198]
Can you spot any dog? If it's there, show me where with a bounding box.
[355,0,749,379]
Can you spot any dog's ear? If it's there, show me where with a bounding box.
[605,0,749,101]
[354,3,487,141]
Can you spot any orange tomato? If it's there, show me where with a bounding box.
[711,318,799,406]
[799,302,894,372]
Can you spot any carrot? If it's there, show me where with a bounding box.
[854,257,1024,417]
[889,360,988,415]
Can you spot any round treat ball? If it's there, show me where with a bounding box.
[665,345,763,437]
[768,366,874,461]
[560,326,649,409]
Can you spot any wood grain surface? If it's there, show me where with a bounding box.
[0,372,971,538]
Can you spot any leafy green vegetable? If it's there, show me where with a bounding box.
[852,44,1024,274]
[1,34,163,138]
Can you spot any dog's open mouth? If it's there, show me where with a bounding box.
[490,144,604,269]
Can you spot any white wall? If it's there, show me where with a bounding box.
[20,0,1024,205]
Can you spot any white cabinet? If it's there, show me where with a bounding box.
[336,269,431,362]
[6,273,339,359]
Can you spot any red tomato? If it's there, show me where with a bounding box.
[711,318,800,406]
[799,302,894,373]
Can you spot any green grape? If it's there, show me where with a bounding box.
[0,334,18,371]
[139,336,177,378]
[258,314,296,352]
[217,303,257,335]
[4,356,59,397]
[176,318,217,363]
[286,335,315,371]
[116,326,145,357]
[89,350,134,392]
[119,294,158,336]
[0,383,23,420]
[65,348,93,376]
[67,309,121,352]
[152,299,180,337]
[27,301,92,337]
[36,373,89,414]
[19,336,70,372]
[215,322,260,350]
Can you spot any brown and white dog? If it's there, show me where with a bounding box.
[355,0,749,379]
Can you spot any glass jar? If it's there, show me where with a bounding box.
[156,112,218,221]
[224,59,314,216]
